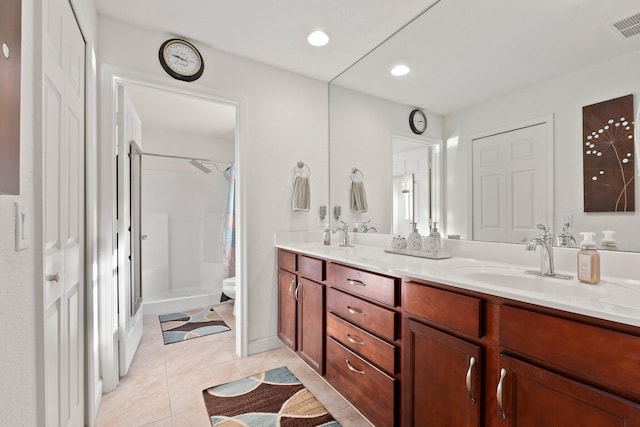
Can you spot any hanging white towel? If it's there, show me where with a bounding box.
[350,180,368,213]
[292,175,310,212]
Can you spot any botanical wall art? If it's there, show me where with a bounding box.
[0,0,21,195]
[582,94,635,212]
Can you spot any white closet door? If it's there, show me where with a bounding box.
[43,0,85,424]
[117,86,144,376]
[472,123,548,243]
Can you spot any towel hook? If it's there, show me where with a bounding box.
[294,161,311,177]
[350,167,364,182]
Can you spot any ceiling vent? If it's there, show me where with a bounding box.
[610,12,640,39]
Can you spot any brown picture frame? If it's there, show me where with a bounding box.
[0,0,22,195]
[582,94,635,212]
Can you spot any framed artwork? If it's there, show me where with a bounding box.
[0,0,21,195]
[582,94,635,212]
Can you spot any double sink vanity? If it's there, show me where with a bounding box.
[276,236,640,426]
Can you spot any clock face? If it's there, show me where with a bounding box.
[159,39,204,81]
[409,109,427,134]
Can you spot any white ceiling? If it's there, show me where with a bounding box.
[99,0,640,132]
[95,0,437,82]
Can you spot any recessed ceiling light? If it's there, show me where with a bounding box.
[391,64,410,76]
[307,30,330,47]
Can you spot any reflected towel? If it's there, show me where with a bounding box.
[292,175,310,212]
[350,180,368,213]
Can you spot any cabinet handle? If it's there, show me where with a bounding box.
[347,278,366,286]
[345,359,365,375]
[346,334,366,346]
[466,357,476,404]
[294,282,300,303]
[497,368,507,419]
[46,273,60,283]
[347,306,366,316]
[289,279,295,300]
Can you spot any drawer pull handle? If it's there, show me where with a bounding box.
[345,359,365,375]
[466,357,476,404]
[46,273,60,283]
[289,279,295,300]
[347,306,366,316]
[347,278,366,286]
[497,368,507,419]
[294,282,300,303]
[346,334,366,346]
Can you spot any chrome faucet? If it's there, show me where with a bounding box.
[555,222,577,248]
[360,220,377,233]
[525,224,555,276]
[334,220,352,247]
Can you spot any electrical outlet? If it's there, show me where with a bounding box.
[15,202,28,251]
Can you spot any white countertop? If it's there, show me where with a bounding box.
[275,238,640,329]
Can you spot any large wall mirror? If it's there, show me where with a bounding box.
[329,0,640,252]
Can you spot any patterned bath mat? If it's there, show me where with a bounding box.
[202,366,341,426]
[159,306,230,345]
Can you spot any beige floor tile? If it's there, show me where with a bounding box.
[332,406,375,427]
[96,374,171,427]
[96,306,369,427]
[167,360,244,415]
[164,335,238,377]
[140,417,174,427]
[170,407,211,427]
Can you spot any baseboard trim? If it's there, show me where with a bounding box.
[247,336,284,356]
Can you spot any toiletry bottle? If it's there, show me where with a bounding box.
[427,222,441,255]
[323,228,331,246]
[601,230,617,249]
[577,232,600,284]
[407,222,422,251]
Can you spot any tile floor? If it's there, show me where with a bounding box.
[95,302,373,426]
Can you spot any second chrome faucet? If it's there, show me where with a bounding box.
[525,224,571,279]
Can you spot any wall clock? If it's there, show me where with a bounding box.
[158,38,204,82]
[409,109,427,135]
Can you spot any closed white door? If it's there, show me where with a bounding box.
[472,123,549,243]
[42,0,85,425]
[117,86,144,375]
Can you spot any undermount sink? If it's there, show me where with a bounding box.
[450,265,572,288]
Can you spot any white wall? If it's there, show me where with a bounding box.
[329,85,443,233]
[97,16,329,352]
[0,0,99,425]
[444,49,640,251]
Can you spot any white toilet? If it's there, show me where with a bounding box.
[222,276,237,315]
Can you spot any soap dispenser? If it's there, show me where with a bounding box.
[426,222,441,255]
[601,230,617,249]
[577,232,600,285]
[407,222,422,251]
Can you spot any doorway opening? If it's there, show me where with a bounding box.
[102,75,242,389]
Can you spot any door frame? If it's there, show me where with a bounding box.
[97,65,247,392]
[467,115,554,240]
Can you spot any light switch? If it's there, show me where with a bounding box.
[15,202,28,251]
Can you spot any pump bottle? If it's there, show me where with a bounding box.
[577,232,600,284]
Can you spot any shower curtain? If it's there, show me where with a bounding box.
[220,163,236,302]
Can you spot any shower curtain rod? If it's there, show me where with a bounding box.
[141,151,231,165]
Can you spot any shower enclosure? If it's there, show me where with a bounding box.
[140,153,233,314]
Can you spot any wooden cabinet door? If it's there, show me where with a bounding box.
[497,355,640,427]
[297,278,325,374]
[278,269,297,350]
[404,319,481,427]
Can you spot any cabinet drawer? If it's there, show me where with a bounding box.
[500,305,640,399]
[278,249,296,273]
[326,337,396,427]
[404,281,482,338]
[327,262,398,306]
[298,255,325,281]
[327,287,398,341]
[327,312,397,374]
